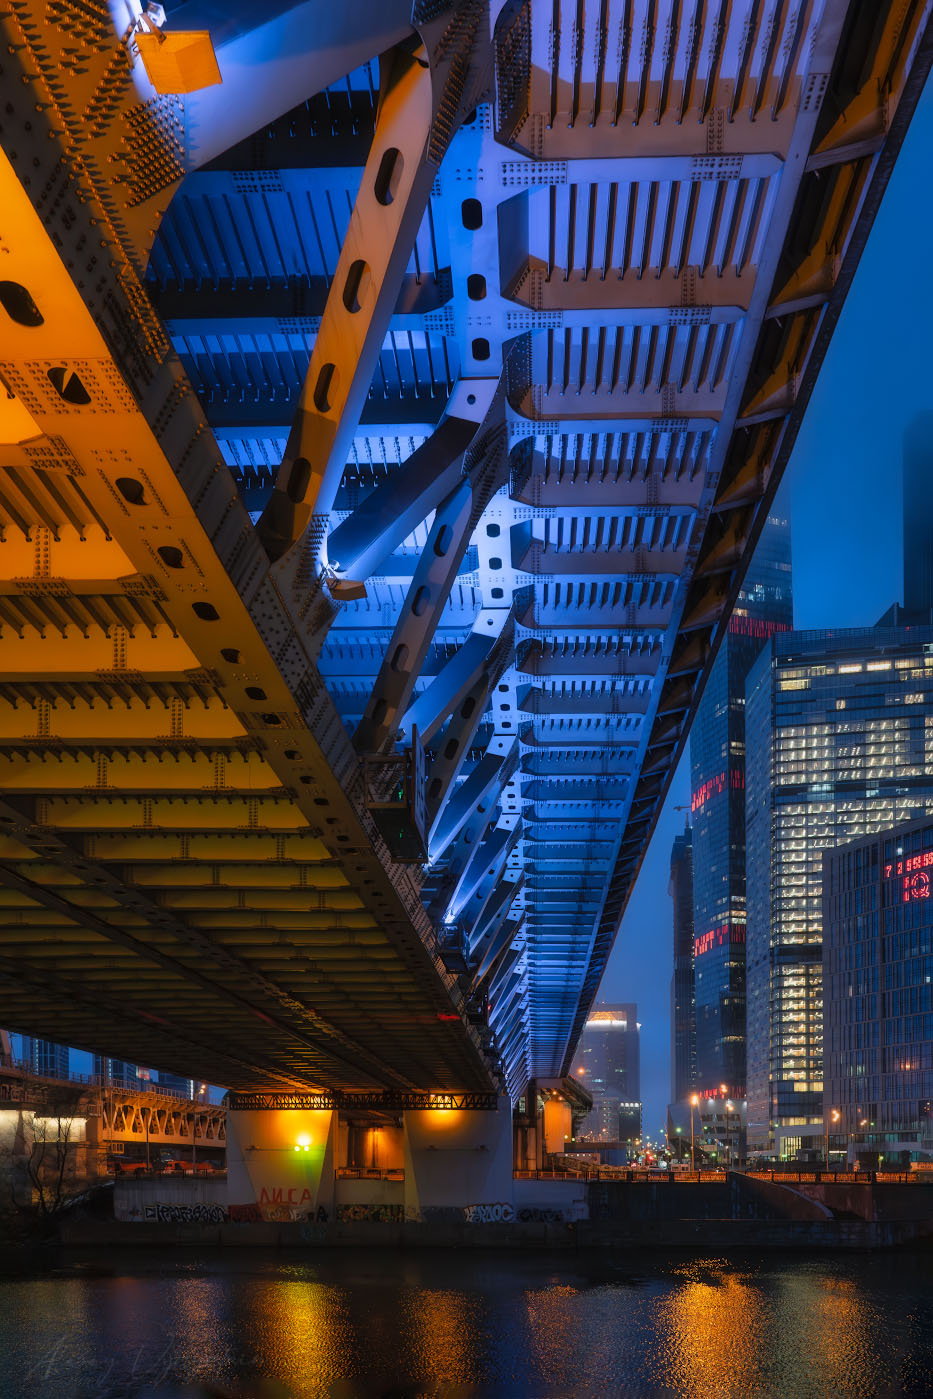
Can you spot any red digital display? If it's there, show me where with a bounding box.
[694,924,746,958]
[885,850,933,879]
[691,769,744,813]
[727,617,791,639]
[903,872,931,903]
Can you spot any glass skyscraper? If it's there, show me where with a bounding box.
[690,513,792,1100]
[823,817,933,1162]
[20,1037,69,1079]
[571,1003,641,1140]
[93,1055,141,1088]
[745,624,933,1155]
[669,825,695,1105]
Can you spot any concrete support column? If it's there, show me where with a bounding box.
[226,1107,337,1221]
[85,1107,105,1181]
[542,1098,572,1158]
[402,1099,514,1221]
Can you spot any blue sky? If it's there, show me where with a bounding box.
[602,74,933,1138]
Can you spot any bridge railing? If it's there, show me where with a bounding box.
[108,1165,227,1179]
[514,1168,930,1184]
[335,1167,405,1181]
[1,1060,209,1103]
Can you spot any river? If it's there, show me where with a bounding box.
[0,1247,930,1397]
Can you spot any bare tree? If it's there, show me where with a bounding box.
[0,1074,90,1236]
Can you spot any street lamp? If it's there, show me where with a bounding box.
[825,1107,840,1169]
[690,1094,699,1168]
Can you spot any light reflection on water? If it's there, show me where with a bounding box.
[0,1248,930,1398]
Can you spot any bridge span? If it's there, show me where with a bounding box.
[0,0,930,1109]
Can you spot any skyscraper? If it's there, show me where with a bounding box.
[20,1037,68,1079]
[93,1056,140,1088]
[572,1003,640,1140]
[745,623,933,1156]
[669,824,695,1104]
[690,513,792,1100]
[158,1071,195,1097]
[823,817,933,1164]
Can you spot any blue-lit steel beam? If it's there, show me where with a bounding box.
[257,11,487,566]
[327,379,497,597]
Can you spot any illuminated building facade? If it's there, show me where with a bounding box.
[572,1003,640,1141]
[669,825,695,1105]
[690,514,792,1100]
[745,625,933,1155]
[823,818,933,1162]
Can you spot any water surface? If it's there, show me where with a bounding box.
[1,1247,930,1397]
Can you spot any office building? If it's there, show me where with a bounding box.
[158,1072,196,1098]
[618,1101,643,1148]
[745,623,933,1155]
[823,817,933,1163]
[93,1056,141,1088]
[690,513,792,1100]
[669,824,696,1104]
[571,1003,641,1141]
[20,1037,68,1079]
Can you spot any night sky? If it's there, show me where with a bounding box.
[602,75,933,1139]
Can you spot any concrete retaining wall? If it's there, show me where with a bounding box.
[513,1177,588,1222]
[115,1175,228,1224]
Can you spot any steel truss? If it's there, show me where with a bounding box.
[0,0,931,1100]
[228,1090,501,1111]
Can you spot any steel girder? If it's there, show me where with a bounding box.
[0,0,931,1099]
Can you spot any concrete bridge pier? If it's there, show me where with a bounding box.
[225,1096,514,1224]
[402,1100,514,1222]
[226,1107,338,1223]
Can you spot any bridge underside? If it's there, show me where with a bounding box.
[0,0,930,1096]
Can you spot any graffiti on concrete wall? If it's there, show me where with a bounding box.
[463,1202,514,1223]
[259,1186,315,1207]
[264,1203,330,1223]
[228,1197,330,1224]
[336,1203,405,1223]
[516,1206,569,1223]
[332,1201,518,1224]
[228,1203,262,1223]
[147,1203,228,1225]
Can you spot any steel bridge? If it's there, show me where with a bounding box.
[0,0,929,1100]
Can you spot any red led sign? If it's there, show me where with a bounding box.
[885,850,933,879]
[903,872,931,903]
[694,924,746,957]
[691,769,744,813]
[727,617,791,640]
